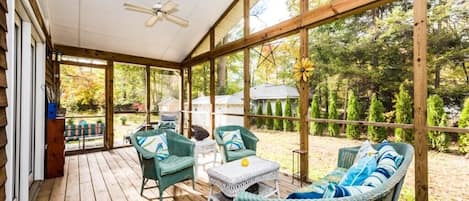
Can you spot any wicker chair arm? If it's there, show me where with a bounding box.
[337,146,359,169]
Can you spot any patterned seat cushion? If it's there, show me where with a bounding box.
[158,155,194,176]
[295,168,348,194]
[226,149,256,162]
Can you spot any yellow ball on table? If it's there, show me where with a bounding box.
[241,158,249,167]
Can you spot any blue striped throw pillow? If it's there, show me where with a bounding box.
[362,140,403,187]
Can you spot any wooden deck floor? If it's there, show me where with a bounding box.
[36,147,302,201]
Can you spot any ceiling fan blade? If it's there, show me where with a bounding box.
[124,2,153,14]
[125,7,153,15]
[161,1,177,12]
[145,15,160,27]
[164,14,189,27]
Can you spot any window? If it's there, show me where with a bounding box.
[191,62,211,129]
[250,0,299,33]
[215,0,244,47]
[192,35,210,57]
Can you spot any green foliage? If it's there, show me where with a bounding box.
[274,100,284,131]
[66,118,75,126]
[310,94,325,135]
[328,90,339,136]
[346,90,361,139]
[394,84,413,143]
[367,94,387,142]
[427,95,446,150]
[266,101,274,129]
[256,104,264,128]
[435,113,450,152]
[120,116,128,126]
[284,98,294,131]
[458,98,469,154]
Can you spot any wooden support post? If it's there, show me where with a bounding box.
[243,49,250,128]
[179,68,185,135]
[210,59,215,136]
[188,67,193,138]
[210,29,216,136]
[243,0,250,128]
[146,65,151,124]
[298,0,310,183]
[413,0,428,200]
[105,61,114,149]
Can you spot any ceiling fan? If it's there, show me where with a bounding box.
[123,0,189,27]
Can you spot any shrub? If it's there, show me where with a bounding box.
[458,98,469,154]
[367,94,387,142]
[284,98,294,131]
[266,101,274,129]
[346,90,361,139]
[66,118,75,126]
[120,116,128,125]
[394,84,413,143]
[274,100,283,131]
[256,104,264,128]
[435,113,450,152]
[328,90,339,137]
[427,95,445,150]
[311,94,325,135]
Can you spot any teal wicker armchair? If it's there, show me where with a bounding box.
[130,129,195,201]
[214,125,259,163]
[235,143,414,201]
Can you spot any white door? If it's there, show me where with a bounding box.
[29,40,37,186]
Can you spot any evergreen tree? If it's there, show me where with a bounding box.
[367,94,387,142]
[311,94,325,135]
[328,90,339,136]
[284,98,294,131]
[394,84,413,143]
[435,113,450,152]
[427,95,445,150]
[266,101,274,130]
[346,90,361,139]
[458,98,469,154]
[256,104,264,128]
[274,100,283,130]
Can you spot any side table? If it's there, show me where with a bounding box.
[192,138,218,176]
[292,149,307,187]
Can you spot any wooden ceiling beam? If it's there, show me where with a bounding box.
[55,44,181,69]
[183,0,394,66]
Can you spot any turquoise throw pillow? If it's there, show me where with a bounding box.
[221,130,245,151]
[136,133,170,161]
[363,140,403,187]
[339,155,377,186]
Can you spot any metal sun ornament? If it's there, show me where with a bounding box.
[294,58,314,82]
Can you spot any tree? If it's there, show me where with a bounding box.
[368,94,387,142]
[346,90,361,139]
[256,104,264,128]
[310,94,324,135]
[427,95,445,150]
[284,98,294,131]
[394,84,413,143]
[266,101,274,129]
[435,113,450,152]
[274,100,284,131]
[458,98,469,154]
[328,90,339,136]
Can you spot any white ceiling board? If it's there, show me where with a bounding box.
[47,0,233,62]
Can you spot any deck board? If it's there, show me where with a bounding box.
[36,147,302,201]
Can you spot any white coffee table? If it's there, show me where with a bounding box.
[207,156,280,201]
